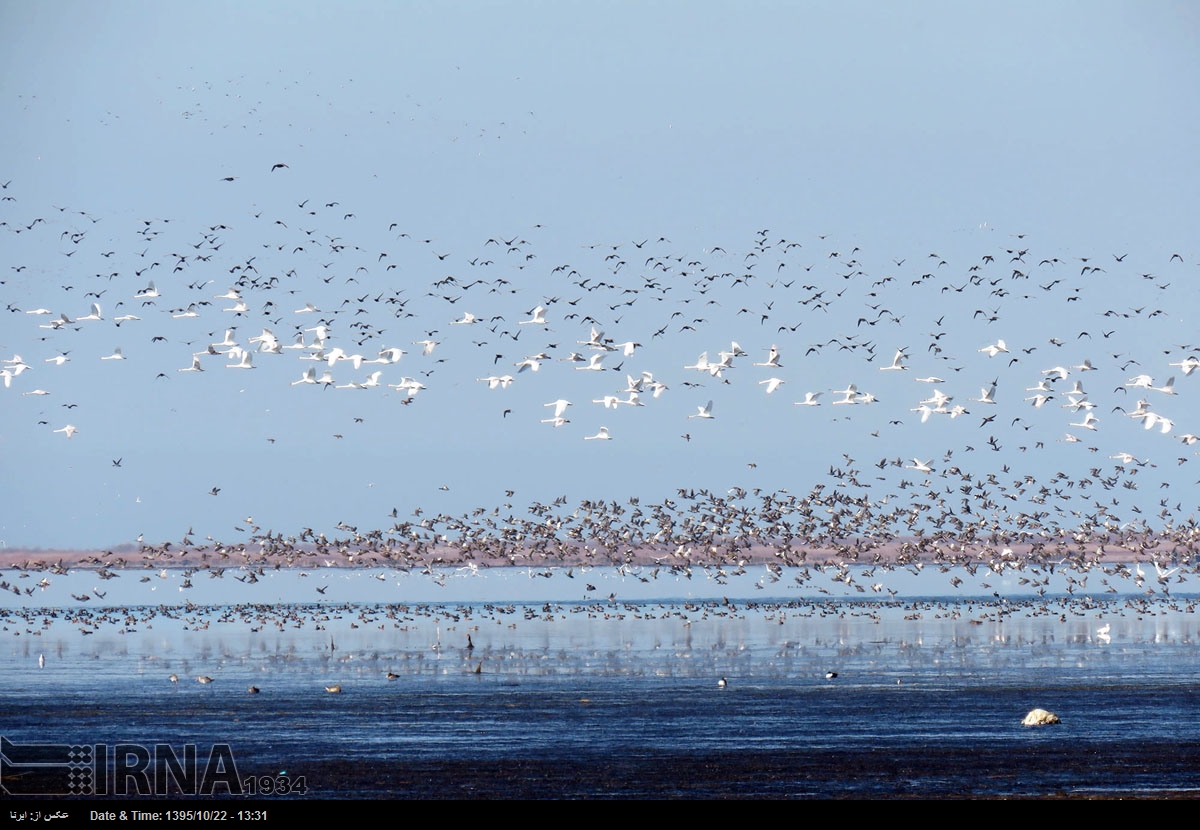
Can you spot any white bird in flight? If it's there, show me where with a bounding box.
[879,348,907,371]
[831,384,859,405]
[1168,357,1200,376]
[77,303,103,322]
[389,377,426,397]
[1150,376,1176,395]
[979,339,1008,358]
[373,347,406,364]
[1140,411,1173,434]
[179,355,205,373]
[1069,411,1098,430]
[515,356,544,373]
[518,306,547,326]
[544,399,572,418]
[227,349,254,369]
[970,380,998,405]
[575,354,605,372]
[753,345,782,368]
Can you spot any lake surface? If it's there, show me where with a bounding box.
[3,566,1200,799]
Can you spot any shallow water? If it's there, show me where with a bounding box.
[3,569,1200,798]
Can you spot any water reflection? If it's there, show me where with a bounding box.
[4,565,1200,797]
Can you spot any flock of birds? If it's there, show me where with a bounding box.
[6,587,1191,703]
[3,169,1200,600]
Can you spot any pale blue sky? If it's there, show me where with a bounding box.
[2,1,1199,549]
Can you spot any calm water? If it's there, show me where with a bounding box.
[3,567,1200,799]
